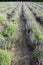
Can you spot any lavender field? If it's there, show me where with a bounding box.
[0,2,43,65]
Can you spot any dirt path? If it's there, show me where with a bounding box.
[11,5,30,65]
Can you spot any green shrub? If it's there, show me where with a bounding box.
[0,49,12,65]
[2,22,19,40]
[37,49,43,57]
[1,21,19,49]
[0,34,6,49]
[0,16,6,25]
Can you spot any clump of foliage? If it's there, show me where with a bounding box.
[30,49,40,65]
[0,16,6,25]
[1,20,19,49]
[6,9,14,19]
[0,34,6,49]
[36,49,43,57]
[36,12,43,23]
[0,49,12,65]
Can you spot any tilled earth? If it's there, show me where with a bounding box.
[11,13,30,65]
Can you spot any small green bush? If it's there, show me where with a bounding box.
[0,16,6,25]
[1,21,19,49]
[37,49,43,57]
[0,49,12,65]
[0,34,6,49]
